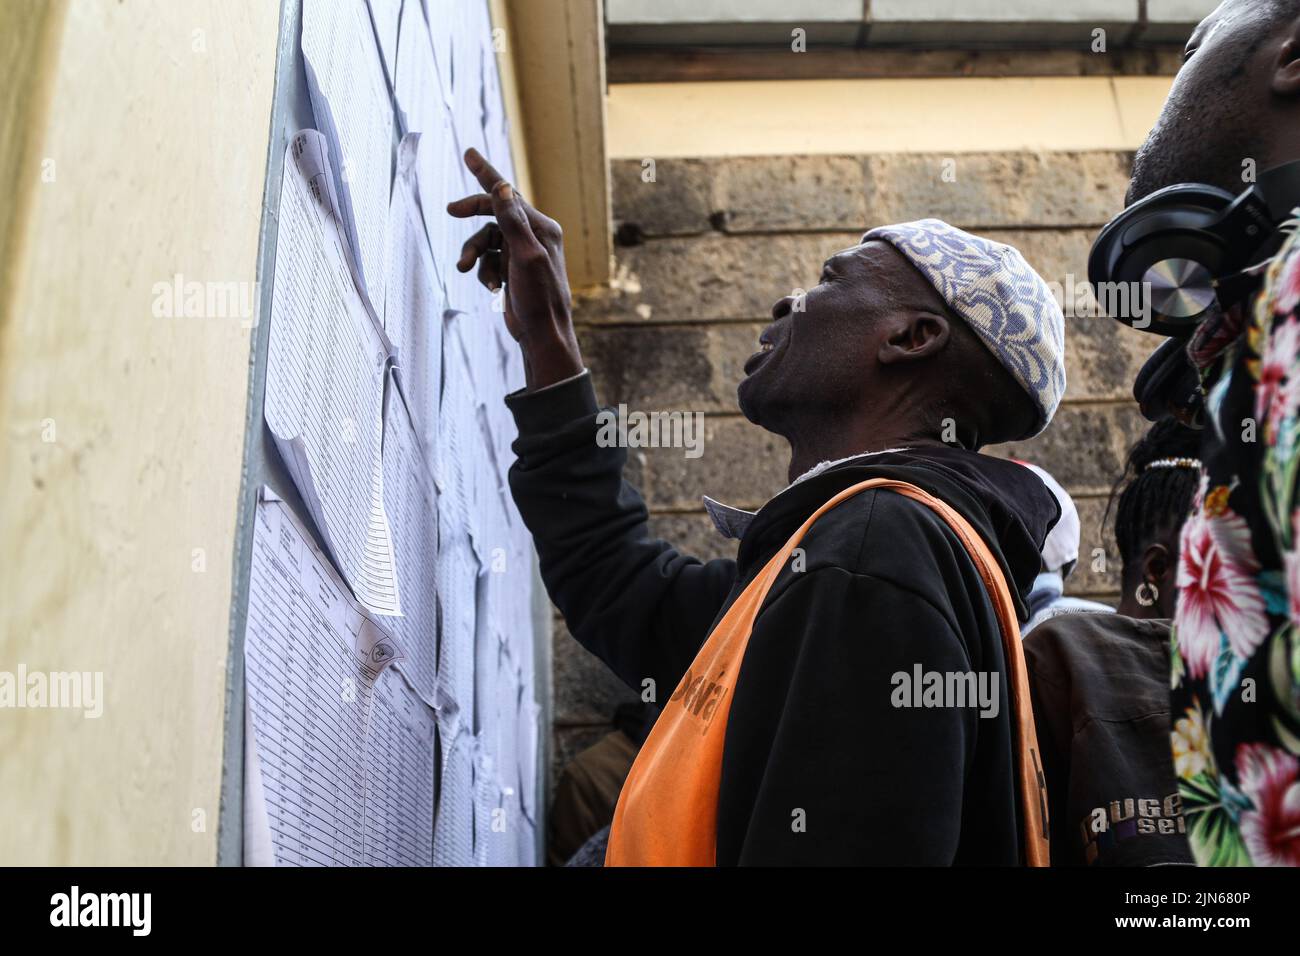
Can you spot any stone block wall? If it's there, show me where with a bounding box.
[551,151,1159,781]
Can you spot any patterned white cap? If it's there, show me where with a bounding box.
[862,219,1066,438]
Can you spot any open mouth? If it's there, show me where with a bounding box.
[742,329,780,375]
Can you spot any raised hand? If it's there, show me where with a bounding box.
[447,148,584,391]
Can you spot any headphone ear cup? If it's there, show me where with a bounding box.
[1132,336,1202,424]
[1088,184,1235,336]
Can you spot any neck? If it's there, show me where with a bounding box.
[783,420,948,484]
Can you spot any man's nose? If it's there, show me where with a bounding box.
[770,296,794,321]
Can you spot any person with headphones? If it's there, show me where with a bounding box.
[1088,0,1300,866]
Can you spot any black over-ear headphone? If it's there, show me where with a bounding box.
[1088,161,1300,336]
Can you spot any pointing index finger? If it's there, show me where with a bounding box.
[462,147,539,251]
[464,147,509,197]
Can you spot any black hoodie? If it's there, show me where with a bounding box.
[506,372,1059,865]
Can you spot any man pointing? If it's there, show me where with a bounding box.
[448,149,1065,865]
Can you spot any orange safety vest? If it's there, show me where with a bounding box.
[605,478,1050,866]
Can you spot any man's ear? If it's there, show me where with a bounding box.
[877,313,950,365]
[1272,18,1300,96]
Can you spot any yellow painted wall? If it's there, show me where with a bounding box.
[608,76,1174,158]
[0,0,279,864]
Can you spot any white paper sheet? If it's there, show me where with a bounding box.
[242,695,276,867]
[397,4,482,313]
[503,788,528,866]
[394,0,442,141]
[517,696,540,824]
[446,317,514,568]
[302,0,395,317]
[473,580,499,732]
[472,737,500,867]
[417,127,479,313]
[367,0,402,85]
[385,134,444,453]
[243,491,410,867]
[480,31,513,176]
[362,667,437,866]
[265,130,401,617]
[434,317,478,544]
[435,524,479,726]
[381,372,439,704]
[472,732,525,867]
[420,0,456,109]
[448,0,489,165]
[432,722,475,866]
[431,325,486,723]
[456,318,533,704]
[515,810,537,868]
[492,651,522,814]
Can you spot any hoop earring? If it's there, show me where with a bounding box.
[1136,580,1158,607]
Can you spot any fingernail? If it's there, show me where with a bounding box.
[499,182,513,200]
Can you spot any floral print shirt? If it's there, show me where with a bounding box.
[1171,225,1300,866]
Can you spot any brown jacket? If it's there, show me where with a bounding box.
[1025,613,1194,866]
[547,730,638,866]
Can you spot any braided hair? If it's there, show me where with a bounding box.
[1108,418,1201,580]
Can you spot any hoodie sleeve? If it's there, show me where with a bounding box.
[720,565,984,865]
[505,371,738,698]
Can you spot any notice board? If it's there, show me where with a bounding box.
[217,0,547,867]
